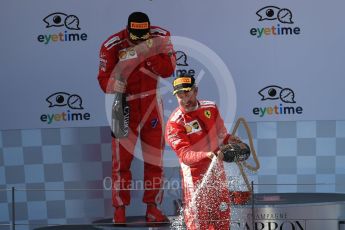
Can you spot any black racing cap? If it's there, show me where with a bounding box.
[173,75,196,95]
[127,12,150,39]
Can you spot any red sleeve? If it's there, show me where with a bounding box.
[97,36,119,93]
[165,120,209,166]
[145,31,176,77]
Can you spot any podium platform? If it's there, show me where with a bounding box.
[33,193,345,230]
[34,216,172,230]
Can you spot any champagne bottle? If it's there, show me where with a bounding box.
[222,142,251,163]
[111,85,130,138]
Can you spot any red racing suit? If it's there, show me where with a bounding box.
[98,26,176,207]
[166,101,234,230]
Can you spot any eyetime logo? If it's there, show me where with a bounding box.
[253,85,303,117]
[250,6,301,38]
[40,92,91,124]
[37,12,88,44]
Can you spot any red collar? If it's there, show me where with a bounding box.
[179,101,200,114]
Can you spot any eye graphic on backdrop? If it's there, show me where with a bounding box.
[256,6,280,21]
[43,13,81,30]
[46,92,70,107]
[46,92,84,109]
[256,6,294,24]
[259,85,296,103]
[43,13,67,28]
[258,85,282,100]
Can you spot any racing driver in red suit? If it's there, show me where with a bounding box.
[165,75,249,229]
[97,12,176,223]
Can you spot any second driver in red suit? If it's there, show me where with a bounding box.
[97,12,176,223]
[165,75,250,229]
